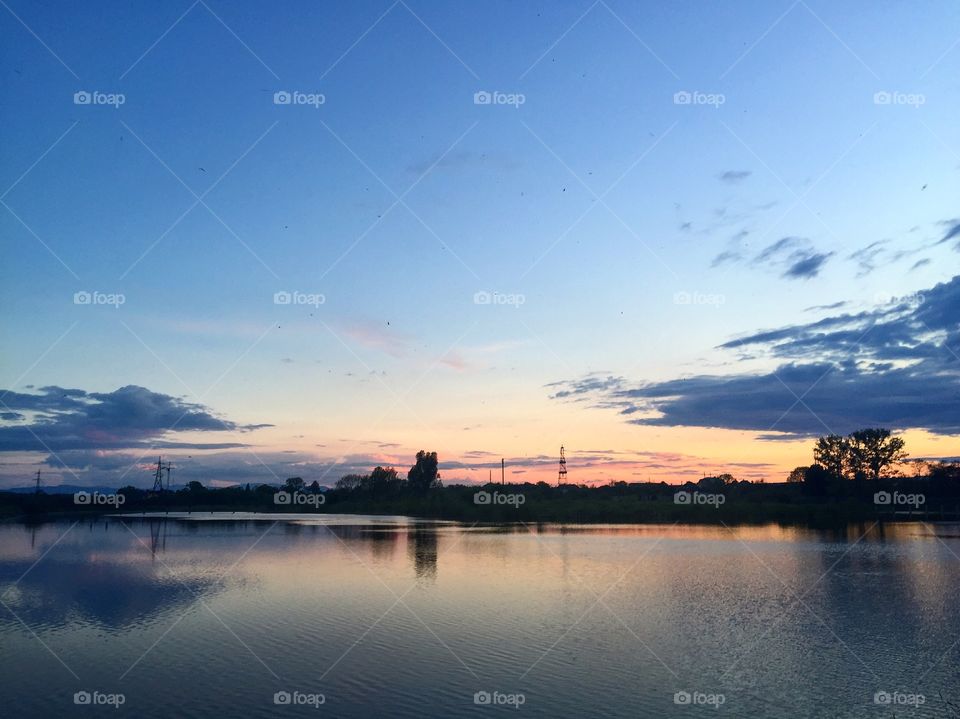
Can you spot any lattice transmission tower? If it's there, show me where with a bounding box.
[152,456,173,492]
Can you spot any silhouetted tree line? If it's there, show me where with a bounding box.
[788,428,960,498]
[5,440,960,524]
[333,451,442,497]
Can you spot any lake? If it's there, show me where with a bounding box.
[0,515,958,717]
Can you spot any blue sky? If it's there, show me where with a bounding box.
[1,0,958,487]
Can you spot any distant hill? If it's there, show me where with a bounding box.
[2,482,290,495]
[3,484,166,495]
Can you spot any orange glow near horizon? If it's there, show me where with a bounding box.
[181,423,956,489]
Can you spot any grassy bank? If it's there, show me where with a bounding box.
[4,479,957,526]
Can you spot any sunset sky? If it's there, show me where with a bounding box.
[1,0,958,488]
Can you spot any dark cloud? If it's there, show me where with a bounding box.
[11,449,403,490]
[714,235,833,279]
[718,170,751,184]
[3,553,217,629]
[753,236,805,264]
[783,251,832,279]
[0,385,271,453]
[804,301,848,312]
[549,276,960,438]
[938,219,960,248]
[710,250,742,267]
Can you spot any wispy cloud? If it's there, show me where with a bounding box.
[937,218,960,248]
[440,351,469,371]
[717,169,752,184]
[405,150,520,175]
[728,236,834,279]
[340,320,413,358]
[712,235,833,279]
[804,301,848,312]
[848,240,890,276]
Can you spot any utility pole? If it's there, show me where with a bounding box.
[34,469,41,494]
[501,458,505,485]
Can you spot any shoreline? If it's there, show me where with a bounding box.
[2,502,954,528]
[5,478,958,527]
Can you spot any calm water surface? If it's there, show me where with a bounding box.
[1,515,958,717]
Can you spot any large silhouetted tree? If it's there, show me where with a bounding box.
[787,466,808,483]
[335,474,364,491]
[407,451,440,493]
[369,466,399,496]
[814,435,850,480]
[811,428,907,482]
[847,428,907,480]
[928,461,960,482]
